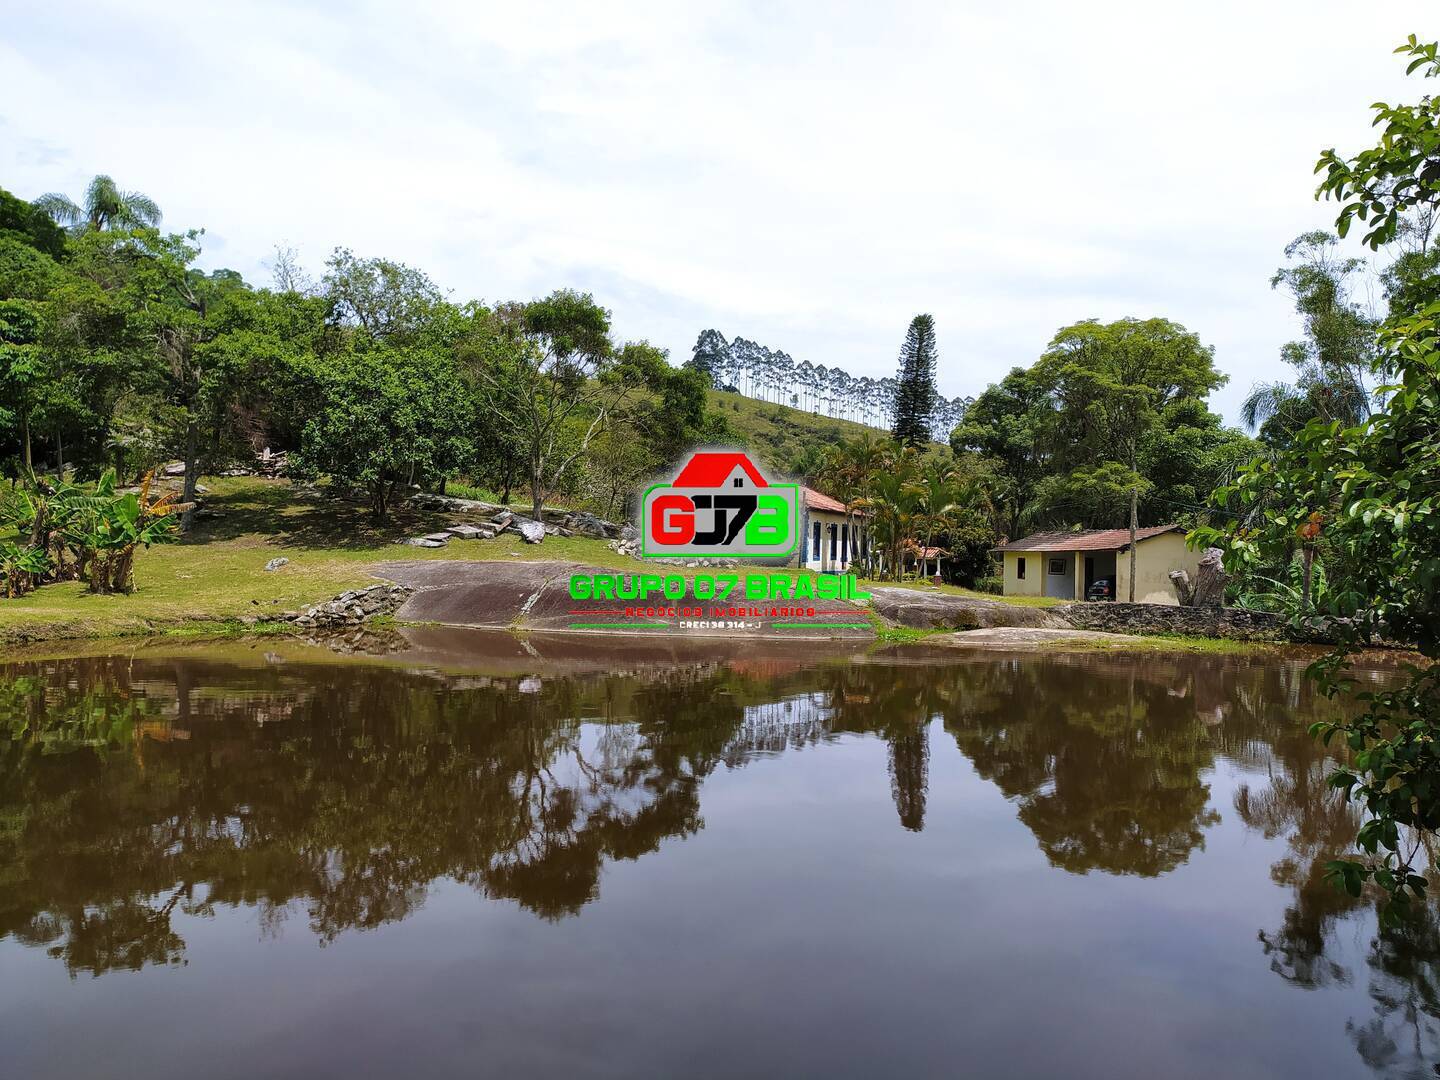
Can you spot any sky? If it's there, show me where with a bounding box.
[2,1,1435,426]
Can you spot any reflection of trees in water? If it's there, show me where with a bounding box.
[7,641,1417,1038]
[0,656,733,975]
[940,656,1228,876]
[1226,661,1440,1078]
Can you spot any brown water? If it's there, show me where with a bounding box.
[0,634,1433,1079]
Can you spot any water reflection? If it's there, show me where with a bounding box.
[0,643,1433,1077]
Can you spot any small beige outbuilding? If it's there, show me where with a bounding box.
[994,525,1200,605]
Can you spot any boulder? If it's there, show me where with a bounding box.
[446,524,486,540]
[404,537,446,548]
[517,519,546,544]
[565,511,623,539]
[422,532,454,544]
[867,587,1067,631]
[264,557,290,572]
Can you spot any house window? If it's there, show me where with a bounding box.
[1017,557,1026,580]
[841,524,849,564]
[829,524,837,559]
[733,477,743,487]
[1048,558,1066,576]
[812,521,821,560]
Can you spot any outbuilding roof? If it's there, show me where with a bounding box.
[994,524,1183,553]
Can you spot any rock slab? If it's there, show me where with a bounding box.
[867,587,1067,631]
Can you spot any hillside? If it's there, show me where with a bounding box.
[707,389,886,471]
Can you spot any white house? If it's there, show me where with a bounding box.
[795,485,867,573]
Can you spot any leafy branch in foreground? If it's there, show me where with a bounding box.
[1194,303,1440,923]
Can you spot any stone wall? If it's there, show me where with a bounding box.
[1054,601,1287,641]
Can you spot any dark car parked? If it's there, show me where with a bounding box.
[1086,578,1115,601]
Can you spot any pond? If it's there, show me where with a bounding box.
[0,632,1433,1079]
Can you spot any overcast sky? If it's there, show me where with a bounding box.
[2,2,1435,425]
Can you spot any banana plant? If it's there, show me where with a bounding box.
[0,469,187,598]
[85,470,190,594]
[0,541,51,598]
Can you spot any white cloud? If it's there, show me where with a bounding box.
[1,0,1432,424]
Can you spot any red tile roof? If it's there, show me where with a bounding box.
[995,525,1183,553]
[672,452,768,488]
[801,485,848,514]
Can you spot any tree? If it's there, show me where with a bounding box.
[470,290,647,522]
[0,299,48,471]
[34,175,161,234]
[685,329,729,385]
[891,314,938,448]
[292,345,471,519]
[321,248,446,346]
[1199,303,1440,919]
[96,229,251,526]
[0,186,67,258]
[1242,232,1377,442]
[1198,36,1440,919]
[950,366,1054,537]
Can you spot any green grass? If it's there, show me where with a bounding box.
[0,475,641,645]
[708,390,887,471]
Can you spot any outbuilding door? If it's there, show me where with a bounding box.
[1043,553,1074,600]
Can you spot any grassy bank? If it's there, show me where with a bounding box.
[0,475,1121,647]
[0,476,641,644]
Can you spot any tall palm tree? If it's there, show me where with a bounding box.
[915,462,962,579]
[1243,231,1376,441]
[34,174,162,234]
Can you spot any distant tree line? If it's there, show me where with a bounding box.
[686,327,970,443]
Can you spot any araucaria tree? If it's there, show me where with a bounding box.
[891,314,938,448]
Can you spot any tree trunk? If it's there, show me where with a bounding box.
[1301,545,1315,611]
[1127,484,1138,603]
[22,414,31,472]
[1192,548,1227,608]
[1169,569,1194,606]
[180,418,200,533]
[530,454,544,523]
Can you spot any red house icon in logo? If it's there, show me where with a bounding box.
[671,452,768,489]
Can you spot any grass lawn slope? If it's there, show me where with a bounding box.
[0,476,638,644]
[0,475,1055,646]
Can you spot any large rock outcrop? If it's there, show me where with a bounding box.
[866,587,1067,631]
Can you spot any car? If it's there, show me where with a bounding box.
[1086,577,1115,601]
